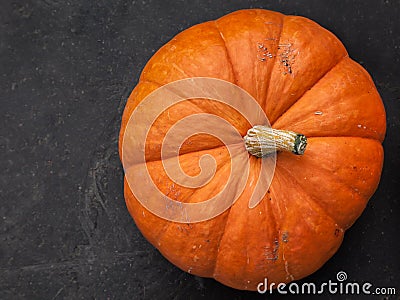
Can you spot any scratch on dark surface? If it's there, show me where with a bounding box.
[0,251,147,274]
[0,260,82,273]
[77,85,131,254]
[51,287,64,300]
[92,166,111,219]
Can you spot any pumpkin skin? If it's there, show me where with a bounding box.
[119,9,386,291]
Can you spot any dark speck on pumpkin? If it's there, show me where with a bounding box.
[282,232,289,243]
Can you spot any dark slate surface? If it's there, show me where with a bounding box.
[1,0,399,299]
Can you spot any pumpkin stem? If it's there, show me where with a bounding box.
[244,125,307,157]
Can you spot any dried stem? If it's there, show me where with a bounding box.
[244,125,307,157]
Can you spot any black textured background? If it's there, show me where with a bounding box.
[1,0,399,299]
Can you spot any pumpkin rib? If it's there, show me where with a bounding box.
[145,141,231,164]
[272,57,386,142]
[242,175,276,288]
[148,146,235,276]
[213,20,238,85]
[210,219,230,278]
[262,186,280,248]
[123,178,173,249]
[125,146,238,277]
[139,20,236,86]
[258,166,286,273]
[215,9,285,107]
[270,54,348,127]
[212,157,289,288]
[268,168,298,282]
[258,11,285,109]
[275,137,383,228]
[274,163,344,231]
[268,168,296,281]
[261,183,284,278]
[239,181,281,289]
[211,157,264,283]
[272,123,386,144]
[243,207,251,287]
[267,166,344,281]
[210,188,237,279]
[119,80,160,160]
[265,14,348,124]
[267,167,306,282]
[260,13,286,112]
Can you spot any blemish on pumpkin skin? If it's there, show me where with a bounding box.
[265,238,279,261]
[282,232,289,243]
[284,261,295,281]
[278,43,297,75]
[256,42,273,62]
[282,252,294,281]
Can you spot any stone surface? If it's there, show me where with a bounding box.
[1,0,399,299]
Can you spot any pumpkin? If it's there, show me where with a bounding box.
[119,9,386,291]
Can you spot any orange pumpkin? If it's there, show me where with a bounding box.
[119,9,386,291]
